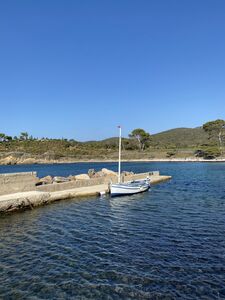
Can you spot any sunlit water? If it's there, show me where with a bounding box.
[0,162,225,299]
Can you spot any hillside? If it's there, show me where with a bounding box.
[97,127,209,149]
[151,127,209,148]
[0,126,221,164]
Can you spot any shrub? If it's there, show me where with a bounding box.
[166,150,176,158]
[195,147,221,159]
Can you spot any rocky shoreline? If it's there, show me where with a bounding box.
[0,153,73,165]
[1,154,225,165]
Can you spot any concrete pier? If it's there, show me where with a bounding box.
[0,172,38,196]
[0,172,171,214]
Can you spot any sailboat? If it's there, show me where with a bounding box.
[110,126,151,197]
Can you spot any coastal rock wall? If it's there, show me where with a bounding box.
[0,172,38,196]
[36,172,157,193]
[36,175,117,193]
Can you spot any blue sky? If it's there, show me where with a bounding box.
[0,0,225,141]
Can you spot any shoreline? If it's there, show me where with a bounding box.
[0,157,225,166]
[51,158,225,163]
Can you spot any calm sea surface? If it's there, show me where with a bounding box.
[0,162,225,299]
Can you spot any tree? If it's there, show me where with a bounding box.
[129,128,151,151]
[0,133,12,142]
[195,147,220,159]
[5,135,12,142]
[0,133,6,142]
[19,132,29,140]
[203,119,225,155]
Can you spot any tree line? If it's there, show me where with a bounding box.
[0,132,32,142]
[1,119,225,157]
[0,132,74,142]
[0,129,152,150]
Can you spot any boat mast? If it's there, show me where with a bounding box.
[118,125,122,183]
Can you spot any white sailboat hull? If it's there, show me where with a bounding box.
[110,179,150,197]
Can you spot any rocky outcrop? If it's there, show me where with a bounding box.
[0,155,18,165]
[0,152,75,165]
[19,158,38,164]
[0,154,43,165]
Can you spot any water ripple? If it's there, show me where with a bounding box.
[0,162,225,299]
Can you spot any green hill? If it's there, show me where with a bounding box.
[151,127,209,148]
[89,127,209,149]
[0,125,220,164]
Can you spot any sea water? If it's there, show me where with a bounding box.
[0,162,225,299]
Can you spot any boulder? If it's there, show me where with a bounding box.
[37,175,53,185]
[88,169,96,178]
[75,174,90,180]
[101,168,117,176]
[53,176,70,183]
[93,171,105,178]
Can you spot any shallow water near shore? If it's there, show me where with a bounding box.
[0,162,225,299]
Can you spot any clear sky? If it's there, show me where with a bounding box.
[0,0,225,141]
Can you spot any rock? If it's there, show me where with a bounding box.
[75,174,90,180]
[20,158,37,164]
[88,169,95,178]
[53,176,70,183]
[93,171,105,178]
[2,156,17,165]
[36,175,53,186]
[101,168,117,176]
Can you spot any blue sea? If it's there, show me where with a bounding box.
[0,162,225,299]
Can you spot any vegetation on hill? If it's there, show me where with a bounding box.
[0,120,225,163]
[151,127,209,148]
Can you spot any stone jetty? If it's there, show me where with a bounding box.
[0,169,171,214]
